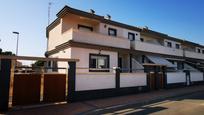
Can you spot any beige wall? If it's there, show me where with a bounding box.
[61,14,100,33]
[140,35,163,45]
[99,23,140,40]
[71,47,118,73]
[72,29,130,49]
[134,40,183,56]
[48,19,63,51]
[164,39,181,49]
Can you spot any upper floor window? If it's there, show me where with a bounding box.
[78,24,93,32]
[175,44,180,49]
[108,28,117,37]
[197,48,201,53]
[140,38,144,42]
[167,42,172,48]
[128,32,135,41]
[202,50,204,54]
[89,54,110,72]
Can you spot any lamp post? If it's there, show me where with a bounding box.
[13,32,19,56]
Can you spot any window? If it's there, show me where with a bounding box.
[167,42,172,48]
[177,62,184,70]
[175,44,180,49]
[78,25,93,32]
[142,55,145,63]
[89,54,109,72]
[52,61,58,72]
[202,50,204,54]
[140,38,144,42]
[197,48,201,53]
[128,32,135,41]
[108,28,117,36]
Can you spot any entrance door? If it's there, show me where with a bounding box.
[145,65,165,90]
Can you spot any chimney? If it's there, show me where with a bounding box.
[90,9,95,14]
[105,14,111,20]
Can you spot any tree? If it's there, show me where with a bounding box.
[33,60,45,67]
[0,49,15,56]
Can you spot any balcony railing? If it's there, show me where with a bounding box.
[64,29,130,49]
[133,40,183,56]
[62,29,204,60]
[184,50,204,60]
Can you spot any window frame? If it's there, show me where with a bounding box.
[175,44,180,49]
[128,32,135,41]
[202,50,204,54]
[197,48,201,53]
[89,53,110,72]
[78,24,93,32]
[108,28,117,37]
[167,42,172,48]
[140,38,144,42]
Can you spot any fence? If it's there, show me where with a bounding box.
[1,55,204,112]
[0,55,79,112]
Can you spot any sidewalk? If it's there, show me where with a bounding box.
[7,85,204,115]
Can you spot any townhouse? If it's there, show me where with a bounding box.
[46,6,204,100]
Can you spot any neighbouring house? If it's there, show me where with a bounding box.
[45,6,204,100]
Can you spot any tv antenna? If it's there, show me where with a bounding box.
[48,2,52,26]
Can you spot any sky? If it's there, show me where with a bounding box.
[0,0,204,57]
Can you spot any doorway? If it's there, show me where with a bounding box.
[144,65,165,90]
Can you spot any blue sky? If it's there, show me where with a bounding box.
[0,0,204,57]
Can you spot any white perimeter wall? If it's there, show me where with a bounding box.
[76,73,115,91]
[167,72,186,84]
[190,72,203,82]
[120,73,147,87]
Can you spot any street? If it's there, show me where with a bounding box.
[84,91,204,115]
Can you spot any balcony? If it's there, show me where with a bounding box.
[63,29,130,49]
[133,40,183,56]
[185,50,204,60]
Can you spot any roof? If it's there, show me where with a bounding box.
[46,5,204,48]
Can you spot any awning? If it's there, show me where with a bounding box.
[146,55,176,68]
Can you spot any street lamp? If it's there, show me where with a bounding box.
[13,31,19,56]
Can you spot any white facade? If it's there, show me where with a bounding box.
[47,6,204,91]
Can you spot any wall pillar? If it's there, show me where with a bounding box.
[67,62,76,102]
[129,54,132,73]
[114,67,120,89]
[184,70,191,86]
[0,59,12,112]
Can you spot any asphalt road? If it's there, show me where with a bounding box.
[84,91,204,115]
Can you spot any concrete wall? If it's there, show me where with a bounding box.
[167,72,186,84]
[75,73,115,91]
[190,72,203,82]
[120,73,147,87]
